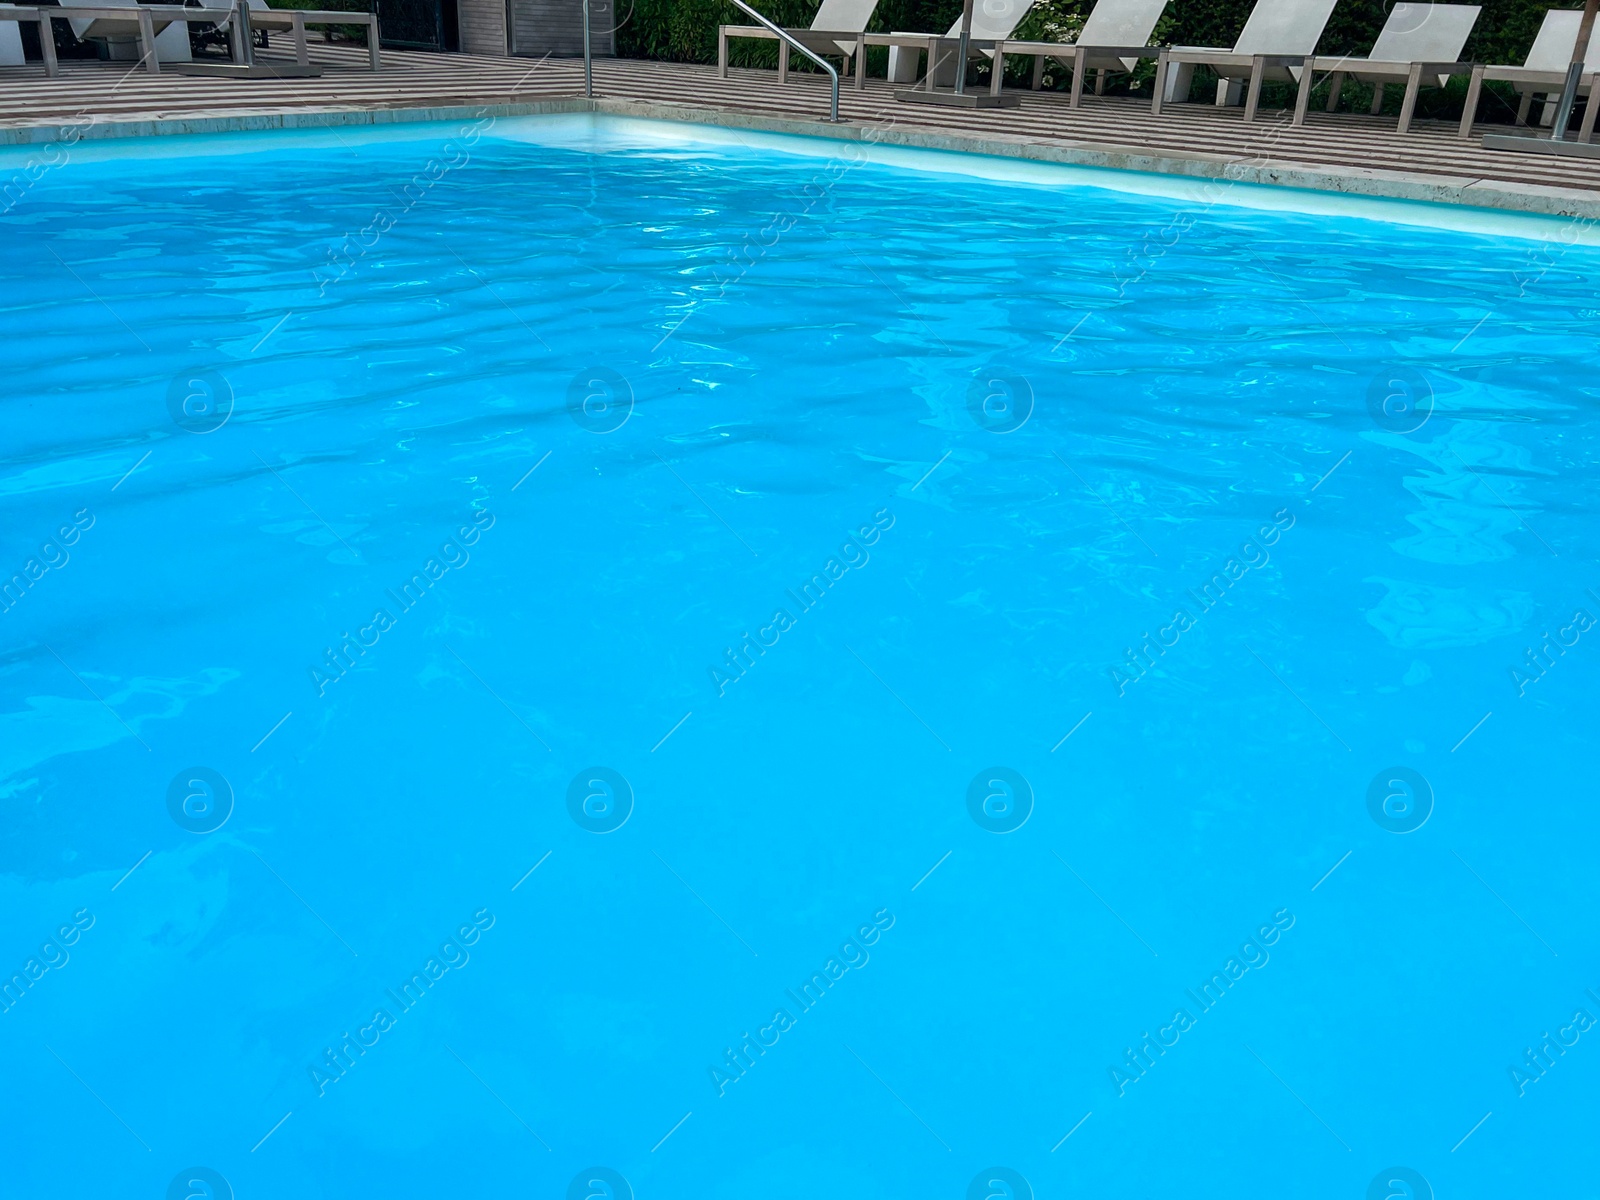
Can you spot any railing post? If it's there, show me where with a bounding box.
[583,0,592,96]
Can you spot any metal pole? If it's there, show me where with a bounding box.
[582,0,592,97]
[953,0,974,95]
[238,0,254,67]
[1550,0,1598,139]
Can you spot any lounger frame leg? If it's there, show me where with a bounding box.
[717,29,728,78]
[1515,90,1531,125]
[38,14,59,77]
[854,38,865,89]
[1151,51,1168,115]
[1094,67,1106,95]
[1070,45,1086,107]
[1369,80,1384,114]
[1458,63,1483,138]
[291,11,310,66]
[1031,54,1043,89]
[1292,59,1313,125]
[1396,61,1423,133]
[990,47,1003,95]
[1243,56,1265,122]
[368,15,380,69]
[1325,71,1343,111]
[778,40,788,84]
[1581,75,1599,143]
[137,7,160,74]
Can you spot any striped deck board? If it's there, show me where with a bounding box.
[1,45,1597,198]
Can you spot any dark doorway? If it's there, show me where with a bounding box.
[441,0,459,51]
[377,0,446,50]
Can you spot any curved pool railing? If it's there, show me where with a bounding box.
[726,0,842,123]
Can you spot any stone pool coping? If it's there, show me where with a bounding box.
[2,95,1597,225]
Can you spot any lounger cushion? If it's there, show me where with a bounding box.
[1524,7,1600,72]
[1077,0,1168,51]
[0,18,23,67]
[942,0,1034,40]
[1366,1,1479,63]
[1232,0,1338,56]
[812,0,876,34]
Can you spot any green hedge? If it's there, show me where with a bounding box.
[615,0,1586,116]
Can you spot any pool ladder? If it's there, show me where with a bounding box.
[579,0,839,122]
[722,0,843,123]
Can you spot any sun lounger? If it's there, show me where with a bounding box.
[718,0,874,90]
[1459,8,1600,139]
[242,4,381,71]
[1302,2,1480,132]
[862,0,1034,93]
[0,2,217,76]
[990,0,1171,102]
[185,0,379,73]
[0,4,61,74]
[0,0,374,77]
[58,0,195,64]
[1150,0,1339,121]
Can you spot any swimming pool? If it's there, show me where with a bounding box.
[1,112,1597,1198]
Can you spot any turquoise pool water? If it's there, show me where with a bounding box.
[1,113,1598,1199]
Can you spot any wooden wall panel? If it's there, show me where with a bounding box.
[509,0,613,57]
[459,0,508,56]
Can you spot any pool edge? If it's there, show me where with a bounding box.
[3,95,1597,224]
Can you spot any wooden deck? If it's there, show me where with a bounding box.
[2,43,1598,213]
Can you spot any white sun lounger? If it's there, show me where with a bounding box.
[1459,8,1600,140]
[226,0,381,72]
[718,0,875,89]
[989,0,1171,102]
[1303,2,1480,132]
[59,0,194,63]
[1151,0,1339,121]
[862,0,1035,93]
[0,0,376,76]
[0,2,229,74]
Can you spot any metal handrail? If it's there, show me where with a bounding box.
[583,0,592,97]
[726,0,841,122]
